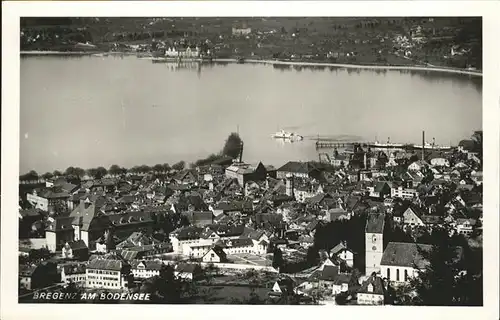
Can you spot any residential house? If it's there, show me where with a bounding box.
[357,275,385,305]
[232,26,252,36]
[174,263,202,281]
[182,211,214,227]
[19,265,37,290]
[61,240,89,261]
[225,162,269,186]
[429,156,450,167]
[61,263,86,285]
[276,161,321,180]
[455,218,476,236]
[401,206,425,229]
[174,170,198,185]
[325,208,350,222]
[130,260,162,279]
[27,187,71,212]
[202,246,228,263]
[330,242,354,268]
[368,181,391,199]
[86,259,127,290]
[458,139,476,154]
[408,160,429,172]
[331,154,350,168]
[391,183,419,200]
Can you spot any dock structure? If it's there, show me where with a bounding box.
[315,140,369,149]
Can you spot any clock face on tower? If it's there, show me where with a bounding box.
[372,246,377,251]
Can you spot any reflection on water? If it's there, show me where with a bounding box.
[20,55,482,173]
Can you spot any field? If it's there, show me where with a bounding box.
[227,253,271,267]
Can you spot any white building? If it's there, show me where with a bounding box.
[380,242,432,285]
[61,264,86,285]
[86,259,126,290]
[365,213,385,275]
[391,186,419,200]
[130,260,162,279]
[357,275,385,305]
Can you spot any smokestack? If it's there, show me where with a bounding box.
[421,131,425,161]
[239,141,244,163]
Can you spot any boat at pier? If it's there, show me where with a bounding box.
[413,142,452,151]
[272,130,303,141]
[369,138,404,149]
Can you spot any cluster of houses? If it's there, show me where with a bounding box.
[18,135,481,304]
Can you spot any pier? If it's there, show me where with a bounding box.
[315,140,369,149]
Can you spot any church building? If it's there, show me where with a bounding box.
[365,213,385,275]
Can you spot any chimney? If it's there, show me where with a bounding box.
[421,130,425,161]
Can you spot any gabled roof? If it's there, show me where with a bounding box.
[330,242,348,256]
[130,259,163,270]
[69,201,98,230]
[358,275,385,295]
[319,265,340,281]
[175,263,199,274]
[45,216,75,232]
[277,161,319,174]
[68,239,88,251]
[380,242,432,268]
[87,259,124,271]
[365,213,385,233]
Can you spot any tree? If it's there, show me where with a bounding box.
[53,170,62,177]
[42,172,53,180]
[172,161,185,171]
[95,166,107,179]
[471,130,482,155]
[305,246,320,266]
[20,170,39,181]
[65,166,85,178]
[86,168,98,178]
[108,164,123,176]
[272,248,284,271]
[404,226,479,306]
[153,164,165,173]
[222,132,243,159]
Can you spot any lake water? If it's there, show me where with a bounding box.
[20,55,482,174]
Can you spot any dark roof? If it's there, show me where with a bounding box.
[19,208,42,218]
[458,139,475,151]
[130,260,163,270]
[63,263,86,275]
[420,215,443,225]
[46,216,75,232]
[358,275,385,295]
[207,246,227,259]
[319,265,340,281]
[69,201,98,231]
[228,238,254,247]
[277,161,319,174]
[365,213,385,233]
[69,239,88,251]
[175,263,199,274]
[374,181,390,193]
[380,242,432,269]
[87,259,123,271]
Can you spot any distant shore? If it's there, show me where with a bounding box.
[20,51,482,77]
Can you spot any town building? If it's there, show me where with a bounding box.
[61,263,87,285]
[86,259,127,290]
[365,213,385,275]
[357,275,385,305]
[380,242,432,285]
[130,260,162,279]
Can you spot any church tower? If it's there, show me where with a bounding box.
[365,213,385,276]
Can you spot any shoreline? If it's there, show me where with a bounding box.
[20,51,482,77]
